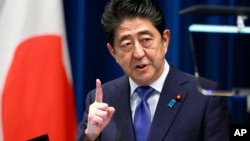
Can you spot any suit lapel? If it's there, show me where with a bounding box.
[110,76,135,141]
[147,66,189,141]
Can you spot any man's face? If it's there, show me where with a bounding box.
[107,18,170,85]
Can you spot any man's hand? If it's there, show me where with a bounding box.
[85,79,115,141]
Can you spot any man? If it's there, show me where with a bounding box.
[76,0,230,140]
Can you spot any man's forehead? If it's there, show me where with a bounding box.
[115,18,155,37]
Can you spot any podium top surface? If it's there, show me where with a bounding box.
[180,5,250,16]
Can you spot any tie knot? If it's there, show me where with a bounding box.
[135,86,155,100]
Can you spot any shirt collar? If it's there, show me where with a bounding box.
[129,60,170,95]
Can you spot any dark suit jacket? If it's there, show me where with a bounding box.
[76,65,230,141]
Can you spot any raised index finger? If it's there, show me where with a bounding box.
[95,78,103,103]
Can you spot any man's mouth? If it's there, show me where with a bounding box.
[136,64,147,69]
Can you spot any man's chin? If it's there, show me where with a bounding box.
[132,75,154,86]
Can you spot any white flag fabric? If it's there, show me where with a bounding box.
[0,0,77,140]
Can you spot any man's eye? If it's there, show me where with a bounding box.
[120,42,132,52]
[142,38,150,42]
[141,38,153,44]
[121,43,131,48]
[141,38,152,47]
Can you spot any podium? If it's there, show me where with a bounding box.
[180,5,250,124]
[180,5,250,34]
[180,5,250,96]
[180,5,250,16]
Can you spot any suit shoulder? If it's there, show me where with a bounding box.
[169,65,219,90]
[102,75,128,88]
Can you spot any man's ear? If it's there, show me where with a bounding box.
[107,43,116,58]
[162,29,170,53]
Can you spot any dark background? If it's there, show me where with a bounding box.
[62,0,250,125]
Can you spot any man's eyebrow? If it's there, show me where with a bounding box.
[119,35,131,42]
[118,30,153,42]
[137,30,153,36]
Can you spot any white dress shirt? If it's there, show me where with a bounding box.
[129,60,170,121]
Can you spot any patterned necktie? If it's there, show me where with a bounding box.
[134,86,155,141]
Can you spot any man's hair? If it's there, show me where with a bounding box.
[101,0,166,47]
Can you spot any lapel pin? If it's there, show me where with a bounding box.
[168,99,176,108]
[168,93,182,108]
[175,93,182,102]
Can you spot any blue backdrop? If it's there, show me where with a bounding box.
[63,0,250,124]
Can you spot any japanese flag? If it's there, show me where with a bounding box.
[0,0,77,140]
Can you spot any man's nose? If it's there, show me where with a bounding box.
[133,42,145,58]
